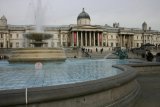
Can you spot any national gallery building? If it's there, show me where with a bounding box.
[0,8,160,49]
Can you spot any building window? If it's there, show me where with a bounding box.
[52,42,54,47]
[137,36,138,40]
[17,34,19,38]
[111,42,113,47]
[45,43,48,47]
[0,34,3,38]
[16,42,19,48]
[10,34,12,38]
[137,43,139,47]
[116,43,118,47]
[0,43,3,48]
[63,42,66,47]
[148,36,149,40]
[10,43,13,48]
[111,35,113,39]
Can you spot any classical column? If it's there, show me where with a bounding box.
[128,35,130,48]
[101,33,103,46]
[94,32,95,46]
[73,31,77,47]
[89,31,91,46]
[72,32,74,47]
[120,35,123,47]
[118,35,120,47]
[85,31,87,46]
[123,35,125,47]
[105,34,108,47]
[60,34,62,47]
[99,32,102,46]
[3,34,7,48]
[6,33,9,48]
[131,35,134,47]
[81,31,83,47]
[129,35,132,48]
[77,32,79,47]
[98,32,100,46]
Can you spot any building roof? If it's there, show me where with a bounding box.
[77,8,90,20]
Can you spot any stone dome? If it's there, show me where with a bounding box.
[77,8,91,25]
[142,22,147,26]
[1,15,7,20]
[77,8,90,20]
[142,21,147,31]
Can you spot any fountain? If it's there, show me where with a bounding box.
[8,0,66,62]
[1,0,140,107]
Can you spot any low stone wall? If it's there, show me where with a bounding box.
[127,63,160,74]
[0,65,140,107]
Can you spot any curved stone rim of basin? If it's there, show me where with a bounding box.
[0,64,139,107]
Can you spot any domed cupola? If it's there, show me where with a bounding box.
[142,21,147,31]
[1,15,7,20]
[77,8,91,25]
[0,15,7,26]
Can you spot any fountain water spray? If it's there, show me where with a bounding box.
[8,0,66,62]
[34,0,45,32]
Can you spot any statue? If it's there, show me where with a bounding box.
[113,49,128,59]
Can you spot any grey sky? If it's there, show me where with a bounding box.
[0,0,160,30]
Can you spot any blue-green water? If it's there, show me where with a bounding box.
[0,59,131,90]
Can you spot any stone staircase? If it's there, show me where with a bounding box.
[81,51,112,59]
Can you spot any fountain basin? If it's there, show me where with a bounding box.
[8,48,66,63]
[24,32,53,41]
[0,59,140,107]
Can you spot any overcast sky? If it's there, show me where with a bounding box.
[0,0,160,30]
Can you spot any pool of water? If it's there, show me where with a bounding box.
[0,59,131,90]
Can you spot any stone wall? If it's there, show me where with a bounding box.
[127,63,160,74]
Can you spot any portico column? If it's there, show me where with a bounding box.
[118,35,120,47]
[60,34,62,47]
[3,34,7,48]
[123,35,125,47]
[6,33,9,48]
[131,35,134,47]
[120,35,123,47]
[72,32,74,47]
[98,32,100,46]
[89,31,91,46]
[77,32,79,47]
[85,31,87,46]
[94,32,95,46]
[129,35,131,48]
[99,32,102,46]
[81,31,83,47]
[101,33,103,46]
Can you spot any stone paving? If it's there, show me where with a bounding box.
[134,74,160,107]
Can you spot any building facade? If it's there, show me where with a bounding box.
[0,8,160,49]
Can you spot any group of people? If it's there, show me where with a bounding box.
[96,48,103,54]
[0,55,8,60]
[81,48,104,54]
[81,48,92,53]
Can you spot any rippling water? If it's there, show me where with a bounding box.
[0,59,129,90]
